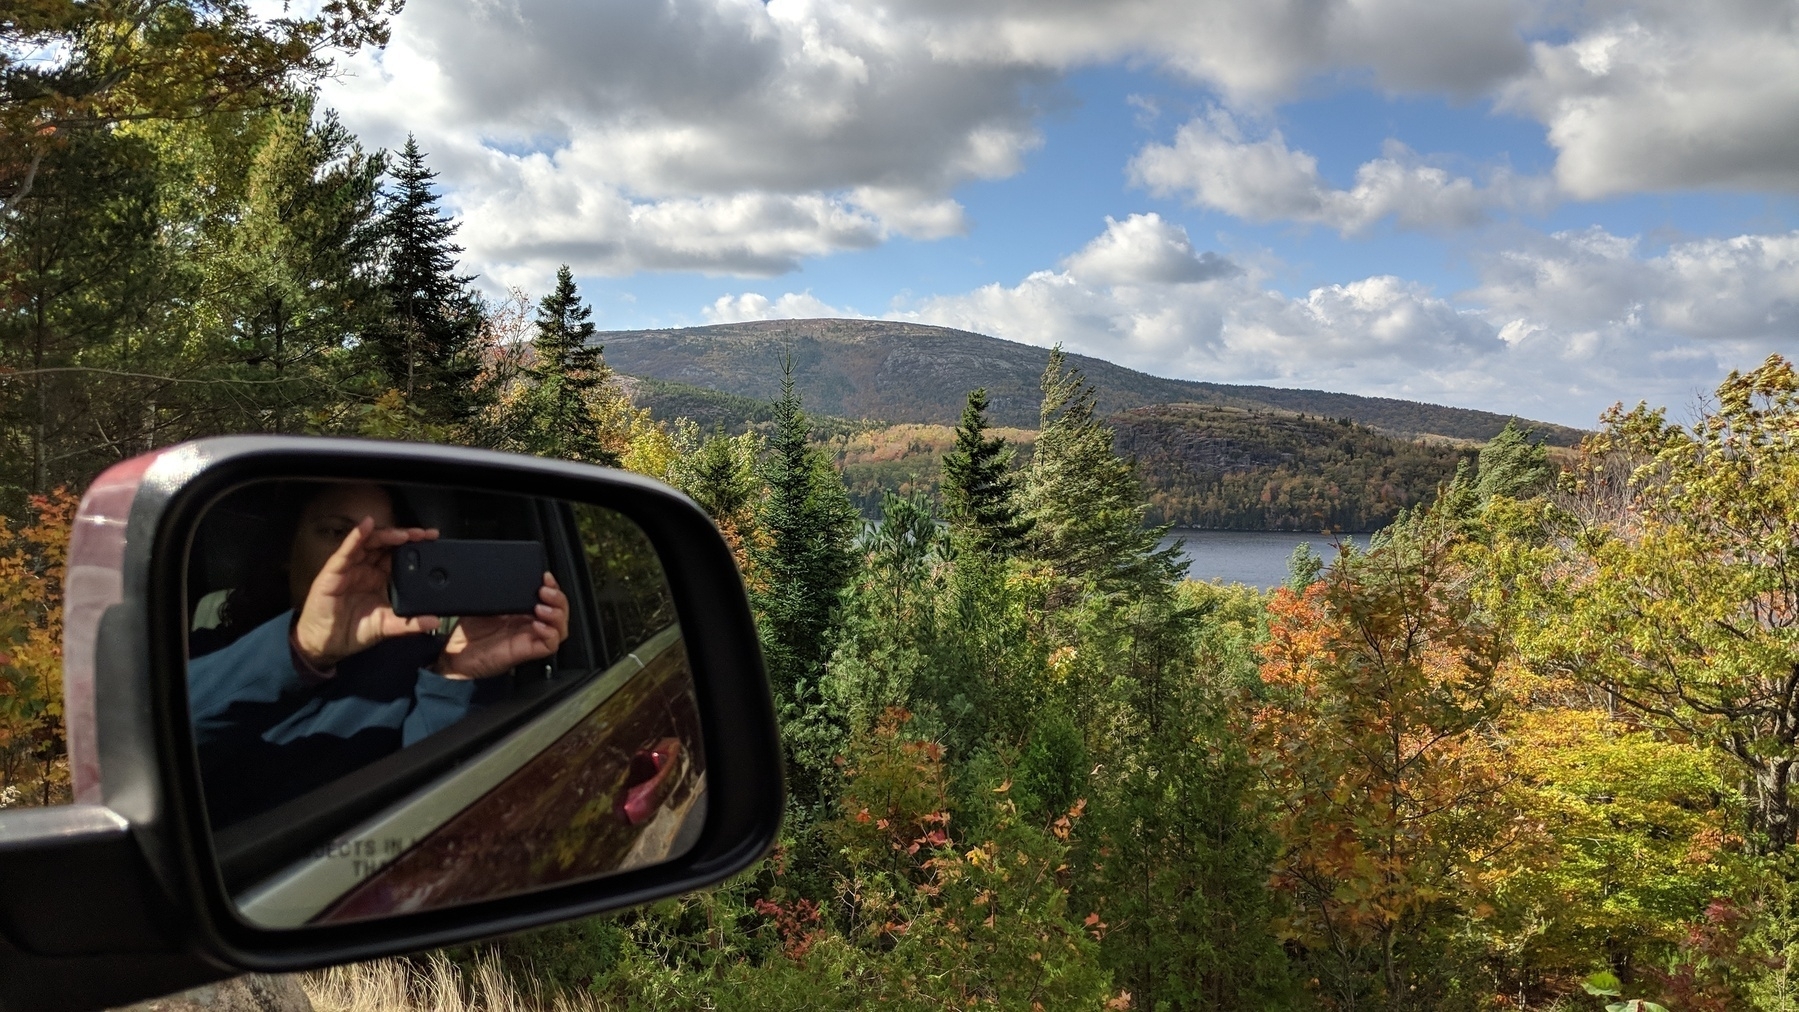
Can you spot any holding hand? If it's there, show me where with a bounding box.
[433,573,570,680]
[292,518,441,669]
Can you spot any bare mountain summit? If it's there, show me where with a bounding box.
[596,319,1585,444]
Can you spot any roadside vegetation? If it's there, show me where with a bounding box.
[7,7,1799,1010]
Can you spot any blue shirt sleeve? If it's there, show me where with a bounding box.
[188,610,302,747]
[403,672,478,745]
[190,614,476,750]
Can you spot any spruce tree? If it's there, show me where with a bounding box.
[371,136,487,431]
[1025,346,1178,588]
[751,363,859,808]
[523,264,616,464]
[940,387,1031,556]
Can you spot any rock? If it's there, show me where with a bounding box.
[113,974,312,1012]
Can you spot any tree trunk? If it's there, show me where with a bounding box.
[1754,761,1797,852]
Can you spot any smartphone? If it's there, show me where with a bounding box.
[390,539,548,617]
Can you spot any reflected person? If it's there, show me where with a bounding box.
[188,482,569,825]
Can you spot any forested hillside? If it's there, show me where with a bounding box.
[600,318,1588,444]
[626,374,868,438]
[656,389,1462,529]
[1114,404,1470,530]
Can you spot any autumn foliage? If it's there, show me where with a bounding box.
[1250,532,1516,1008]
[0,486,74,807]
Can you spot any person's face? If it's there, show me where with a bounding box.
[288,483,396,606]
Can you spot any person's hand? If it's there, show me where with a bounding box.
[292,517,440,669]
[432,572,570,680]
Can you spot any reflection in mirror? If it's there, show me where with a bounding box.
[182,479,705,928]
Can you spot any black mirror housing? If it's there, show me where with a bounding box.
[0,437,784,1012]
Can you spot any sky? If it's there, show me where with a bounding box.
[318,0,1799,427]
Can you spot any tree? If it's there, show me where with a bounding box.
[1024,346,1177,590]
[368,136,488,433]
[1521,355,1799,851]
[815,709,1115,1011]
[1080,583,1295,1012]
[1473,420,1553,503]
[0,487,75,807]
[1437,418,1556,523]
[823,492,943,739]
[207,99,384,433]
[1,0,399,213]
[941,387,1031,557]
[670,425,763,568]
[0,124,172,506]
[1492,707,1748,999]
[751,363,859,808]
[1250,520,1515,1010]
[515,265,619,464]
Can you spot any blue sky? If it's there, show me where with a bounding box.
[321,0,1799,427]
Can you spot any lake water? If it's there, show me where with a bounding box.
[1157,529,1374,590]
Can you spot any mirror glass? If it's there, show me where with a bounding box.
[181,478,705,928]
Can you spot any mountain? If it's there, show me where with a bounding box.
[596,318,1588,445]
[1113,404,1469,531]
[622,375,869,438]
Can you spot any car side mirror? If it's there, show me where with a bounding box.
[0,437,784,1012]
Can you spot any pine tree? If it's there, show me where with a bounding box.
[521,264,616,464]
[1472,419,1552,502]
[370,136,487,432]
[941,387,1031,556]
[218,100,385,434]
[751,362,859,809]
[1024,346,1178,588]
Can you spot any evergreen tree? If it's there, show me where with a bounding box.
[1025,346,1179,589]
[1434,419,1554,525]
[682,429,761,526]
[822,491,942,739]
[1472,419,1552,502]
[751,363,859,807]
[0,125,171,506]
[1079,586,1297,1011]
[941,387,1031,556]
[213,100,385,434]
[520,264,616,464]
[370,136,487,432]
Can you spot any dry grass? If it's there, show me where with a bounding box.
[303,952,612,1012]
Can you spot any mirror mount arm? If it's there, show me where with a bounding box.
[0,805,231,1012]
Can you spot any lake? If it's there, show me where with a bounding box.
[1157,529,1374,590]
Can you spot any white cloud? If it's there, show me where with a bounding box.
[316,0,1799,290]
[892,0,1531,101]
[709,219,1799,425]
[704,290,858,323]
[1470,227,1799,345]
[896,261,1534,414]
[458,179,888,279]
[1129,110,1552,234]
[323,0,1052,281]
[1500,5,1799,197]
[1062,213,1238,285]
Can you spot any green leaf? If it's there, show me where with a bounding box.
[1583,971,1623,996]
